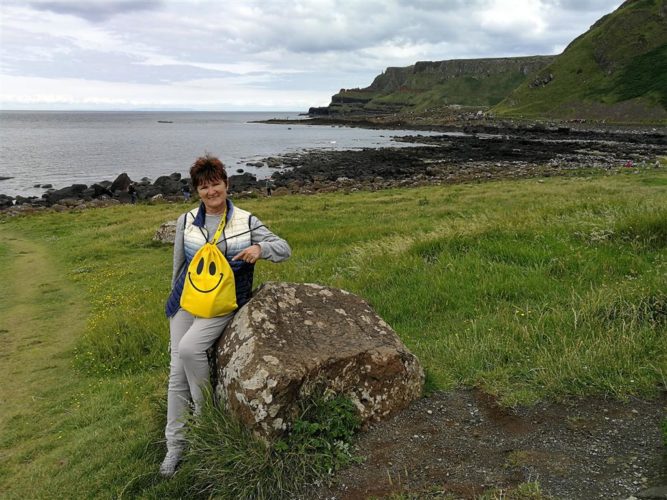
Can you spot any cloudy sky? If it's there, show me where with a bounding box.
[0,0,624,111]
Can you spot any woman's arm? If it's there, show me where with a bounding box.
[251,215,291,262]
[237,215,291,263]
[171,213,187,288]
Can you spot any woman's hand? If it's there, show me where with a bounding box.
[232,244,262,264]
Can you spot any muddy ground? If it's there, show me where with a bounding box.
[308,390,666,500]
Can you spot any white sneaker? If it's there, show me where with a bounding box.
[159,450,182,477]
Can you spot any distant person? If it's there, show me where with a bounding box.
[160,154,291,477]
[129,183,137,204]
[182,184,191,201]
[266,179,273,197]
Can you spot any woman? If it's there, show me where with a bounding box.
[161,154,291,476]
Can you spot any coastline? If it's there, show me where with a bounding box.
[1,117,665,214]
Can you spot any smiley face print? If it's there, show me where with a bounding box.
[180,231,237,318]
[187,250,225,293]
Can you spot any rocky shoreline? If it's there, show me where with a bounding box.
[258,121,665,195]
[0,170,262,215]
[1,121,665,215]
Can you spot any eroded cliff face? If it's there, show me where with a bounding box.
[368,57,555,93]
[310,55,555,116]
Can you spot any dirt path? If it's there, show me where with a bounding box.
[311,390,667,499]
[0,230,87,480]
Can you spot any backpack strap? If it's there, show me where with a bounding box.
[210,209,227,245]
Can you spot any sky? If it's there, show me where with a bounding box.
[0,0,625,111]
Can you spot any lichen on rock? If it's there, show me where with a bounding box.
[214,282,424,439]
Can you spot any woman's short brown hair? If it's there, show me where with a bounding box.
[189,154,228,189]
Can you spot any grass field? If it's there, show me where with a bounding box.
[0,168,665,498]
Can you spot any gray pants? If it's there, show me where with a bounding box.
[165,308,234,453]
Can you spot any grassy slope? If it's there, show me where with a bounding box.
[371,71,531,109]
[332,60,551,112]
[494,0,667,121]
[0,170,665,497]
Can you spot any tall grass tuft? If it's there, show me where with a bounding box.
[613,206,667,250]
[182,390,360,499]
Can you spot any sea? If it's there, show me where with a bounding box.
[0,110,437,198]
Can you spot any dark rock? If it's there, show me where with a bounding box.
[214,282,424,439]
[152,175,182,196]
[85,183,113,199]
[308,106,330,116]
[81,188,95,201]
[169,172,181,181]
[14,195,40,206]
[530,72,554,88]
[0,194,14,209]
[136,184,163,200]
[45,184,88,205]
[228,173,258,193]
[110,173,132,193]
[115,191,132,203]
[265,157,283,168]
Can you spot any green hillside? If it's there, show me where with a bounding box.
[316,56,554,115]
[494,0,667,122]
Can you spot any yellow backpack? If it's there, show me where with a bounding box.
[179,212,238,318]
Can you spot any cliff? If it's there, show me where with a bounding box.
[311,0,667,124]
[311,56,555,116]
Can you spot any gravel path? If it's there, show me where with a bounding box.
[310,389,667,499]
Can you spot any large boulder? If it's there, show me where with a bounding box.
[229,172,259,193]
[110,173,132,193]
[154,220,177,244]
[0,194,14,210]
[44,184,88,205]
[152,175,182,196]
[214,282,424,439]
[81,183,113,200]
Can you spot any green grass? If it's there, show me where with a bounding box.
[615,44,667,107]
[0,169,665,497]
[169,389,360,499]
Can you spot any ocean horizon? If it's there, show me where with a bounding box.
[0,110,435,198]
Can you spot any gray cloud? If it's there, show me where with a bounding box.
[0,0,625,110]
[28,0,162,22]
[546,0,623,11]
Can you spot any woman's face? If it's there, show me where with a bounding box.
[197,178,228,214]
